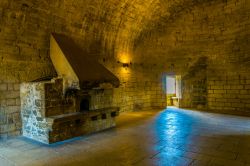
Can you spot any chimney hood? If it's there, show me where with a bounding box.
[50,33,120,90]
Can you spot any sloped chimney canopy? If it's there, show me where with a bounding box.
[50,33,120,89]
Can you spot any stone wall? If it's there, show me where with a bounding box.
[181,57,207,109]
[207,71,250,112]
[20,80,49,142]
[109,64,166,112]
[134,0,250,113]
[0,81,21,138]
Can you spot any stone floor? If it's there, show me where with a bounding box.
[2,107,250,166]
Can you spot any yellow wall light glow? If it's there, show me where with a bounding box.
[117,52,131,64]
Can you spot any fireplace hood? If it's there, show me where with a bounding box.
[50,33,120,90]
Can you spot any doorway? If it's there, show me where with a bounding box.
[166,75,181,107]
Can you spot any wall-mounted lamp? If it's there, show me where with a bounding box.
[117,61,132,68]
[122,63,129,68]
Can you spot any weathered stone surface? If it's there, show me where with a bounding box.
[20,78,120,144]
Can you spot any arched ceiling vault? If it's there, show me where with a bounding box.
[1,0,248,76]
[79,0,249,71]
[80,0,163,62]
[131,0,249,72]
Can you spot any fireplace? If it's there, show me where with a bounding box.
[20,34,120,144]
[80,98,90,111]
[77,93,91,112]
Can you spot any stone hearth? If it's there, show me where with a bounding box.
[20,34,120,144]
[21,78,119,144]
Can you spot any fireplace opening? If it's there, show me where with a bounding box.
[101,114,107,119]
[75,119,81,125]
[111,111,117,117]
[80,98,89,111]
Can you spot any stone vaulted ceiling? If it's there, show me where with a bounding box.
[79,0,249,72]
[0,0,249,80]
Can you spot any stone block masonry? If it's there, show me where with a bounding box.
[180,57,207,109]
[20,78,119,144]
[0,81,21,139]
[207,73,250,112]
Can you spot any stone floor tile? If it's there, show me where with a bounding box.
[209,157,245,166]
[1,107,250,165]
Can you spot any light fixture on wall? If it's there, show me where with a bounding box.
[117,61,132,69]
[122,63,129,68]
